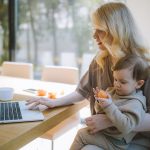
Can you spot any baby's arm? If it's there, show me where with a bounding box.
[103,100,145,134]
[93,87,146,134]
[134,113,150,131]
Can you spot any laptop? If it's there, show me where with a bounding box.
[0,101,44,124]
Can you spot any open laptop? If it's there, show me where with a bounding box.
[0,101,44,124]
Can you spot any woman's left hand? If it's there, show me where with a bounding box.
[85,114,112,134]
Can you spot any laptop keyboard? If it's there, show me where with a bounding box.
[0,102,22,121]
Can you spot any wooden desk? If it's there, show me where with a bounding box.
[0,76,88,150]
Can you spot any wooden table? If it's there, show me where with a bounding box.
[0,76,88,150]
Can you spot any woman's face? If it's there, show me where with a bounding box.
[93,29,113,51]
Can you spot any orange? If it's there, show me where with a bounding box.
[48,92,56,99]
[97,90,108,98]
[37,89,46,96]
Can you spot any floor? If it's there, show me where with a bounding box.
[19,106,90,150]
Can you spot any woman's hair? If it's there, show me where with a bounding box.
[92,2,150,70]
[113,55,150,81]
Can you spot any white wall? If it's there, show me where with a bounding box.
[127,0,150,47]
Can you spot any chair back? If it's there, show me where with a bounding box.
[41,65,79,84]
[1,61,33,79]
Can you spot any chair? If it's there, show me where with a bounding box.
[41,65,79,84]
[1,61,33,79]
[41,65,80,150]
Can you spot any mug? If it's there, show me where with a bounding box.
[0,87,14,101]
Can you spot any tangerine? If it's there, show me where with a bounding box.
[97,90,108,98]
[48,92,56,99]
[37,89,46,96]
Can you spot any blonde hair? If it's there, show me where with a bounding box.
[92,2,150,70]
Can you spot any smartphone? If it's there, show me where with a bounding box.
[23,88,37,94]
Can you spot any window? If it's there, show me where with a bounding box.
[0,0,9,64]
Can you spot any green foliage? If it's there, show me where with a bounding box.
[0,2,9,64]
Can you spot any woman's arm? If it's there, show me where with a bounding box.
[85,114,113,134]
[26,91,85,109]
[85,112,150,134]
[52,91,85,106]
[134,113,150,131]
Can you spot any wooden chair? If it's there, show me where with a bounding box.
[41,65,79,84]
[1,61,33,79]
[41,65,80,150]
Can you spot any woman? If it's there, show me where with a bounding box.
[27,2,150,149]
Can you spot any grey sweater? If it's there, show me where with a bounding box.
[95,87,146,143]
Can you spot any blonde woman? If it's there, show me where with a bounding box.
[27,2,150,149]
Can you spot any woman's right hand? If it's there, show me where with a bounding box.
[26,97,56,109]
[85,114,113,134]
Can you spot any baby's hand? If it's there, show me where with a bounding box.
[93,87,112,108]
[95,96,112,108]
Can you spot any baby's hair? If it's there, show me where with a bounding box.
[113,55,150,81]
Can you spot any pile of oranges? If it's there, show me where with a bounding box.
[37,89,57,99]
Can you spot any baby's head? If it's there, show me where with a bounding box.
[112,55,150,96]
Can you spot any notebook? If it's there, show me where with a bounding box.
[0,101,44,123]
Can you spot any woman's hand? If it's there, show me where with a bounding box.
[85,114,113,134]
[26,91,84,110]
[26,97,56,109]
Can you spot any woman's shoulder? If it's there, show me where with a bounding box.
[89,57,101,72]
[89,56,111,71]
[89,56,98,67]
